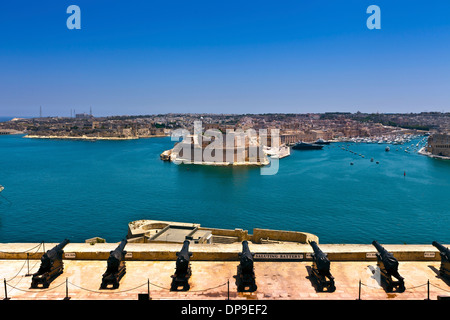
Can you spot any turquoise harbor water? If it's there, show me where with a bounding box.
[0,134,449,244]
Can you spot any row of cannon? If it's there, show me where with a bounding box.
[30,239,450,293]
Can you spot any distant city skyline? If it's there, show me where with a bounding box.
[1,1,450,117]
[3,109,450,119]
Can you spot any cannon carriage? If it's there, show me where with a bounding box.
[31,239,70,288]
[372,241,405,292]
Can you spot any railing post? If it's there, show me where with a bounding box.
[426,279,430,300]
[148,279,152,300]
[357,279,362,300]
[227,279,230,300]
[3,278,10,300]
[25,253,31,276]
[64,277,70,300]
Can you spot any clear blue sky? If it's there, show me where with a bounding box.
[1,1,450,117]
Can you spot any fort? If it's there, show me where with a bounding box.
[425,133,450,158]
[0,220,449,300]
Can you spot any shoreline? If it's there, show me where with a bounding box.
[23,134,168,141]
[418,147,450,160]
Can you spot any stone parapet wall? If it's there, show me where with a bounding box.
[251,228,319,244]
[0,243,446,262]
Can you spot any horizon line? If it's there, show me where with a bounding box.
[2,110,450,118]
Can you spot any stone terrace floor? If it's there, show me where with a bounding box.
[1,260,449,300]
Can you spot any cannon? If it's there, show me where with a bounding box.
[100,239,127,289]
[372,241,405,292]
[309,241,335,292]
[31,239,70,288]
[432,241,450,280]
[171,240,193,291]
[236,241,257,292]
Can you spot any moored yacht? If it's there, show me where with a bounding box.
[314,138,330,145]
[292,141,324,150]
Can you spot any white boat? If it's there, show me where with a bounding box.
[0,185,4,193]
[263,146,291,159]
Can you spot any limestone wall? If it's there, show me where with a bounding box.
[0,243,446,262]
[251,228,319,244]
[199,227,249,241]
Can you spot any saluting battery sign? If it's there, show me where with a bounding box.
[254,253,304,260]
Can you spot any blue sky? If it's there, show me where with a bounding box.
[1,1,450,116]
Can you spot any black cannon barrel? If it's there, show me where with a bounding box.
[372,240,400,273]
[242,240,250,252]
[372,240,386,254]
[433,241,450,260]
[45,239,70,261]
[239,241,254,273]
[176,240,192,272]
[309,241,331,274]
[309,241,324,256]
[116,239,127,252]
[240,241,253,260]
[177,240,192,259]
[55,238,70,250]
[109,239,127,263]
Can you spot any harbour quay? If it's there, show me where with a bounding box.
[1,241,449,300]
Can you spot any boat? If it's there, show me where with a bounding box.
[263,145,291,159]
[314,138,330,145]
[292,142,324,150]
[0,185,3,193]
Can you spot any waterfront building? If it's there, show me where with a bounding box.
[169,130,270,165]
[426,133,450,157]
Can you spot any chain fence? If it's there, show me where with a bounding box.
[4,274,449,300]
[0,242,43,254]
[2,274,230,300]
[1,250,449,300]
[358,279,450,299]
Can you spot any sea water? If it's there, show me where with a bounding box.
[0,134,449,244]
